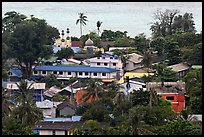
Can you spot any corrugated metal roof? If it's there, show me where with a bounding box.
[33,65,117,73]
[10,67,22,77]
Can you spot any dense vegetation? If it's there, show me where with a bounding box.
[2,9,202,135]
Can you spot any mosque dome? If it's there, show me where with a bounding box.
[85,37,94,46]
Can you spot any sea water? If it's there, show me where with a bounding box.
[2,2,202,38]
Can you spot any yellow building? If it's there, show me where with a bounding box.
[118,72,154,83]
[54,29,71,47]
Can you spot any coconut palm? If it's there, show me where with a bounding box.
[2,88,14,117]
[139,48,154,109]
[76,13,88,37]
[96,21,102,36]
[13,80,43,126]
[113,91,128,116]
[81,78,104,102]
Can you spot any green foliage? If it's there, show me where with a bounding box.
[133,33,150,54]
[149,37,166,56]
[130,89,150,106]
[81,103,110,122]
[114,36,134,47]
[52,93,68,102]
[152,63,179,82]
[144,105,176,126]
[164,41,182,65]
[3,13,58,79]
[55,47,74,59]
[156,119,202,135]
[76,12,88,37]
[183,69,202,114]
[150,10,196,37]
[2,116,33,135]
[80,32,101,48]
[42,74,61,88]
[101,30,128,41]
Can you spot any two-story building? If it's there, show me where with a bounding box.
[88,55,123,77]
[32,65,118,82]
[2,81,46,102]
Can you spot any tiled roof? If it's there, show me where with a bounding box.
[146,82,186,95]
[33,65,118,73]
[168,63,190,72]
[71,41,81,47]
[127,53,143,64]
[57,101,76,110]
[34,121,84,130]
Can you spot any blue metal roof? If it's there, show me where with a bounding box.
[10,67,22,77]
[33,65,118,73]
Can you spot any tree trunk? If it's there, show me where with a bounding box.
[80,23,82,37]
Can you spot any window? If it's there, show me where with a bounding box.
[68,72,71,75]
[102,73,106,76]
[42,71,47,74]
[8,72,12,76]
[93,73,97,76]
[52,130,56,135]
[59,71,63,75]
[33,71,38,74]
[79,72,83,75]
[113,63,116,66]
[85,72,88,76]
[104,63,108,66]
[53,71,57,74]
[65,130,68,135]
[166,96,174,100]
[97,62,100,66]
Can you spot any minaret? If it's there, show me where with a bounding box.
[66,28,71,47]
[61,30,65,42]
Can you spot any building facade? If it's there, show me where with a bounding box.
[33,65,118,82]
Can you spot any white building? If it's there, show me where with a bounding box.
[88,55,123,76]
[33,65,118,82]
[36,100,62,118]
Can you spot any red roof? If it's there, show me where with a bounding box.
[71,41,81,47]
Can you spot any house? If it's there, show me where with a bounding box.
[119,78,146,95]
[71,41,81,47]
[75,89,95,105]
[118,72,154,83]
[88,55,123,77]
[56,101,76,117]
[67,58,82,65]
[167,62,190,77]
[36,100,62,118]
[100,40,115,51]
[125,53,143,71]
[146,82,186,112]
[34,117,84,135]
[7,66,23,82]
[109,47,129,52]
[2,81,46,102]
[33,65,118,82]
[44,86,61,100]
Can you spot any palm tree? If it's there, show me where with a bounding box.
[81,78,104,102]
[139,49,154,109]
[96,21,102,36]
[113,91,127,116]
[76,13,88,37]
[2,88,14,117]
[13,80,43,126]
